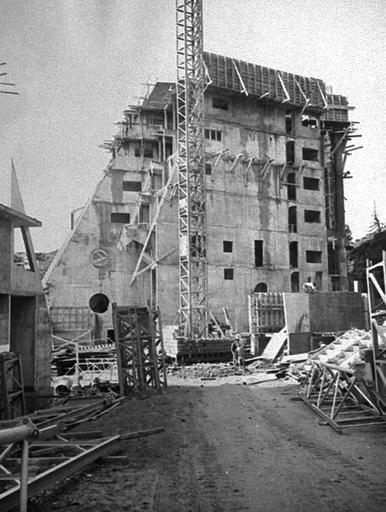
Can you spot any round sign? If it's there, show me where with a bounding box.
[90,248,109,268]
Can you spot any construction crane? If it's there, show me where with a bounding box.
[175,0,208,338]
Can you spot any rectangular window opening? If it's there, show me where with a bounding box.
[205,129,222,142]
[304,210,321,223]
[224,268,234,280]
[143,142,154,159]
[303,177,320,191]
[123,181,142,192]
[213,97,229,110]
[111,212,131,224]
[306,250,322,263]
[302,147,319,161]
[223,241,233,253]
[205,163,212,175]
[254,240,263,267]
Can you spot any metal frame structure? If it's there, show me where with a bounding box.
[300,361,386,433]
[366,250,386,405]
[176,0,208,337]
[0,353,26,421]
[112,305,167,394]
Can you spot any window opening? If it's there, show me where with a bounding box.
[213,97,229,110]
[303,177,319,191]
[306,250,322,263]
[301,114,318,128]
[224,268,234,280]
[288,206,297,233]
[223,241,233,253]
[205,129,222,142]
[304,210,321,223]
[205,163,212,175]
[134,145,141,157]
[123,181,142,192]
[254,240,263,267]
[302,147,319,161]
[111,212,130,224]
[139,204,149,224]
[143,142,154,159]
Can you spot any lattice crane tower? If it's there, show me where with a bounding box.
[175,0,208,338]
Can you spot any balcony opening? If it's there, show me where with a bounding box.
[287,173,296,200]
[254,240,263,267]
[289,241,298,268]
[286,140,295,164]
[290,272,299,292]
[285,112,293,134]
[288,206,297,233]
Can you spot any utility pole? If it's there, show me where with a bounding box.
[175,0,208,338]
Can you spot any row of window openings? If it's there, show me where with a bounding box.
[211,98,319,134]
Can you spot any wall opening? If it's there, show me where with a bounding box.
[289,241,298,268]
[285,112,293,134]
[224,268,234,280]
[286,140,295,164]
[205,163,212,175]
[288,206,297,233]
[123,181,142,192]
[89,293,110,314]
[315,271,323,290]
[306,250,322,263]
[301,114,318,128]
[213,97,229,110]
[287,173,297,200]
[254,240,263,267]
[290,272,300,292]
[304,210,321,223]
[139,204,149,224]
[303,177,320,190]
[254,282,267,293]
[302,147,319,161]
[111,212,130,224]
[205,129,222,141]
[223,240,233,253]
[143,142,154,159]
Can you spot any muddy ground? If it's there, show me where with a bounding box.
[30,368,386,512]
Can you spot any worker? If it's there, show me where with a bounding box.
[231,338,238,367]
[236,336,246,371]
[302,277,316,293]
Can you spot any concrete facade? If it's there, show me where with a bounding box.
[0,164,51,399]
[44,53,352,341]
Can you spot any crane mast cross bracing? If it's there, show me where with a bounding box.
[175,0,208,338]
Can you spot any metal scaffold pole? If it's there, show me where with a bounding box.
[176,0,208,338]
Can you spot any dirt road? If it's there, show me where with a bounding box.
[32,378,386,512]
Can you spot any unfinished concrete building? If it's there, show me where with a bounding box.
[44,52,355,347]
[0,163,52,409]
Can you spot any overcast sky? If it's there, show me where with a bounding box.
[0,0,385,251]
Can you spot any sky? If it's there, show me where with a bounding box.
[0,0,385,251]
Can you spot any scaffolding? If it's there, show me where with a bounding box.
[112,305,167,394]
[176,0,208,337]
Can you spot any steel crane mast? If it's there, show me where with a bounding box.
[175,0,208,337]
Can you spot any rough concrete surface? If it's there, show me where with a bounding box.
[29,376,386,512]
